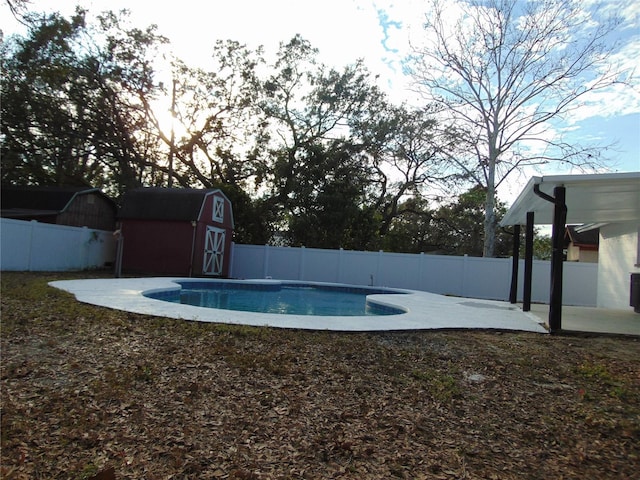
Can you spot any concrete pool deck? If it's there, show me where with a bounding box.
[49,277,548,333]
[529,303,640,336]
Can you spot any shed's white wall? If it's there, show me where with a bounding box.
[566,244,598,263]
[596,223,640,309]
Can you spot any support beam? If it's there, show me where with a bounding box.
[549,186,567,333]
[523,212,534,312]
[509,225,521,304]
[532,183,567,333]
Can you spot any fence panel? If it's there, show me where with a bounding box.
[1,218,115,271]
[302,248,340,282]
[376,251,420,289]
[561,261,598,307]
[529,261,552,304]
[265,246,299,280]
[230,244,267,279]
[418,254,464,296]
[2,223,598,306]
[462,256,510,299]
[1,218,33,270]
[338,250,378,286]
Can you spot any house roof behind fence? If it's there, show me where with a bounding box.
[118,187,222,221]
[0,185,113,217]
[564,225,599,247]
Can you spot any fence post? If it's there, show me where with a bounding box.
[263,245,270,278]
[462,254,469,297]
[27,220,37,271]
[229,242,235,278]
[419,253,425,291]
[80,227,90,269]
[299,246,306,280]
[337,248,343,283]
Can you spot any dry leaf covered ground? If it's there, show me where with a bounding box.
[1,272,639,479]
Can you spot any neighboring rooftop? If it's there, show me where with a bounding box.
[564,225,599,248]
[1,185,109,217]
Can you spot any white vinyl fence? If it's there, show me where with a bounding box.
[0,219,598,307]
[230,244,598,306]
[1,218,116,271]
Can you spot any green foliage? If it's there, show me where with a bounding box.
[1,8,461,251]
[532,234,553,260]
[383,186,513,256]
[576,361,635,402]
[1,9,169,196]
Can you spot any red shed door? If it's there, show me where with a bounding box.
[203,226,225,275]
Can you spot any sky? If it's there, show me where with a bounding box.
[1,0,639,207]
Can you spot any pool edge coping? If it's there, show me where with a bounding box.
[48,277,549,334]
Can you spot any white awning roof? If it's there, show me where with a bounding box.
[500,172,640,226]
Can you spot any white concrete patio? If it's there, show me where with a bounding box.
[49,277,548,333]
[529,303,640,336]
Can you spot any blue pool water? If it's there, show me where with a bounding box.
[144,281,406,316]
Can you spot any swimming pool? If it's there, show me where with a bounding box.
[48,277,548,332]
[144,281,406,316]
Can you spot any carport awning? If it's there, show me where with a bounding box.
[500,172,640,226]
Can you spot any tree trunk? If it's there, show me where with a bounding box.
[483,143,498,257]
[483,193,496,257]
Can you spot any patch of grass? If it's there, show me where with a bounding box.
[577,361,613,381]
[76,463,100,480]
[410,368,461,402]
[576,360,636,402]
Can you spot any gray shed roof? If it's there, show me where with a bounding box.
[118,187,222,221]
[500,172,640,226]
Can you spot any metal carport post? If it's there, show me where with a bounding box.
[508,212,535,313]
[533,184,567,333]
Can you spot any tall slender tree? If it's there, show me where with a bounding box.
[408,0,630,256]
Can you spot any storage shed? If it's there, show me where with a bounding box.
[1,185,117,231]
[118,188,234,277]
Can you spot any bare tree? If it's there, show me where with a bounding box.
[2,0,31,30]
[408,0,631,256]
[4,0,30,16]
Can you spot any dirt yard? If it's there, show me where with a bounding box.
[1,272,639,479]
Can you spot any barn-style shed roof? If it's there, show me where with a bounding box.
[1,185,115,218]
[118,187,228,222]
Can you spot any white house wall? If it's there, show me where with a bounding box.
[597,223,640,309]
